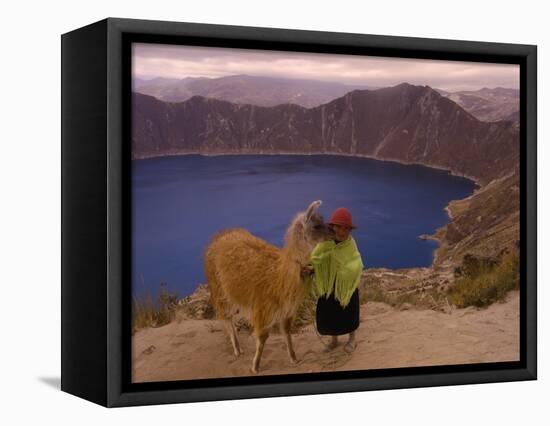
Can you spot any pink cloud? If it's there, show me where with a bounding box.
[132,43,519,92]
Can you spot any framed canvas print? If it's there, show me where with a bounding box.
[61,18,537,407]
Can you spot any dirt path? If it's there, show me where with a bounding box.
[132,291,520,382]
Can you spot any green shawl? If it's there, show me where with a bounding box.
[307,236,364,308]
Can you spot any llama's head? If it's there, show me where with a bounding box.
[285,200,335,254]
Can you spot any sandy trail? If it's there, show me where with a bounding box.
[132,291,519,383]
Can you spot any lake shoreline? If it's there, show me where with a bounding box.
[132,152,480,298]
[132,150,483,188]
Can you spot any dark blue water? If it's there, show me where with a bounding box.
[132,154,476,299]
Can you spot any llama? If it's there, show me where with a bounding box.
[204,200,334,373]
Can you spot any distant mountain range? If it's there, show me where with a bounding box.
[134,74,376,108]
[135,75,519,123]
[436,87,519,123]
[133,82,519,185]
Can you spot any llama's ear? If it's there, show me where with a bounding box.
[305,200,322,222]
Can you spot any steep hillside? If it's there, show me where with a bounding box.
[432,169,520,268]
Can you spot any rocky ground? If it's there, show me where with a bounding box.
[132,290,519,383]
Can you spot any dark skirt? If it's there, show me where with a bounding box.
[316,288,360,336]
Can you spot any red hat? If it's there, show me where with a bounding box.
[329,207,356,229]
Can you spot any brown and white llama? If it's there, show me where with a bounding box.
[204,200,334,373]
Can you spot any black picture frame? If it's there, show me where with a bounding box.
[61,17,537,407]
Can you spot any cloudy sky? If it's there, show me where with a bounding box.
[133,43,519,92]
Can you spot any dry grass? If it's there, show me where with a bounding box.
[447,249,519,308]
[132,282,178,333]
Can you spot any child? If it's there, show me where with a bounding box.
[303,207,364,353]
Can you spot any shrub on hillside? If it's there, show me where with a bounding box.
[448,250,519,308]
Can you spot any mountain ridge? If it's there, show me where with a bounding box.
[440,87,519,123]
[133,74,376,108]
[133,83,519,185]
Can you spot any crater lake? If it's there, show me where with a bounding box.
[132,154,476,299]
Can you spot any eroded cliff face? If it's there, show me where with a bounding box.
[133,83,519,185]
